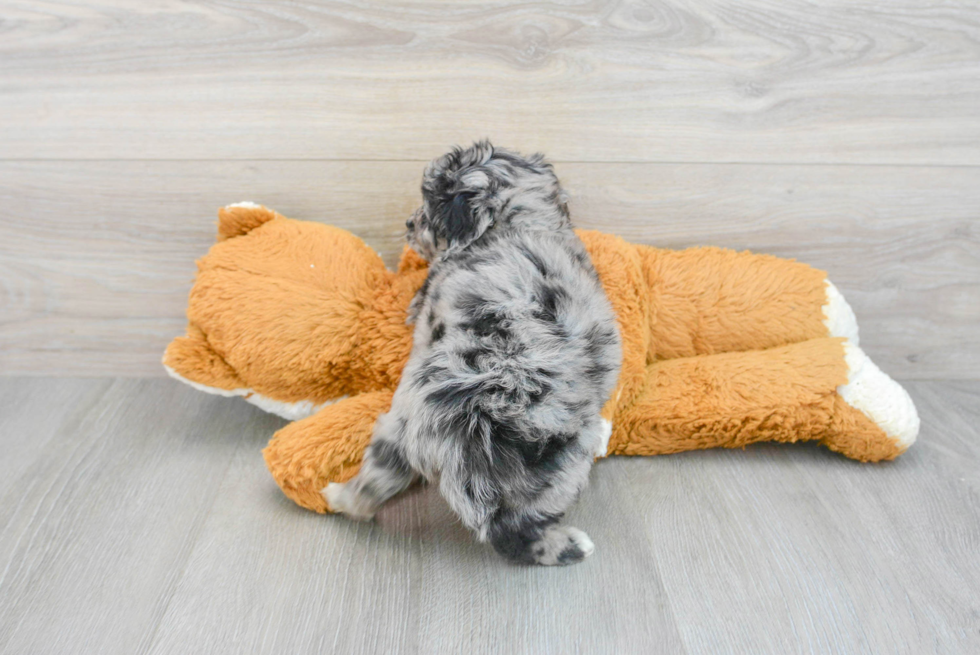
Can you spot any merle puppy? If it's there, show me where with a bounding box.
[325,141,621,566]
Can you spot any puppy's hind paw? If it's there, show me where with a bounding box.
[533,526,595,566]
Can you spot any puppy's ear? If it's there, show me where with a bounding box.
[440,180,494,252]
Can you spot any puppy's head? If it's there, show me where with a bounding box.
[407,140,568,260]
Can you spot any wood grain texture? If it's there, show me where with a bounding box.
[0,377,113,499]
[0,378,977,654]
[2,160,977,378]
[146,407,686,655]
[0,378,285,655]
[1,0,979,163]
[621,381,980,653]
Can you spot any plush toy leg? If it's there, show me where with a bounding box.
[811,279,919,454]
[636,244,835,357]
[262,391,393,513]
[610,337,918,462]
[828,340,919,457]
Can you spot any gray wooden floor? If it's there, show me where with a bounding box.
[0,377,977,654]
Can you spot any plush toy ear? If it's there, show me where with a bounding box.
[441,188,493,252]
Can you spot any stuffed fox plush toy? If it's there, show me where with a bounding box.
[164,203,919,513]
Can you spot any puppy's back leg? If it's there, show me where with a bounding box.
[488,511,595,566]
[323,437,416,520]
[481,451,597,566]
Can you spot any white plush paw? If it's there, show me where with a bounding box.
[224,200,260,209]
[322,482,375,521]
[823,280,860,345]
[322,482,345,513]
[839,341,920,449]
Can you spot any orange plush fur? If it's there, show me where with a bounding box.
[164,204,919,513]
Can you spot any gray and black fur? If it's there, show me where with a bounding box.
[325,141,622,566]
